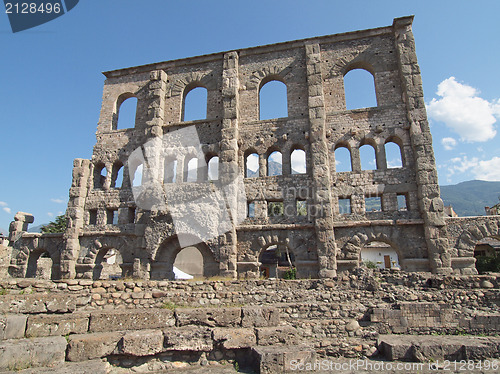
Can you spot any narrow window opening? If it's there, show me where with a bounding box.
[132,164,143,187]
[344,68,377,110]
[111,163,124,188]
[296,200,307,216]
[248,202,255,218]
[117,97,138,130]
[365,196,382,212]
[267,151,282,176]
[338,198,351,214]
[106,208,118,225]
[164,158,177,183]
[291,149,306,174]
[185,157,198,182]
[397,194,408,211]
[183,86,207,122]
[385,141,404,168]
[208,156,219,181]
[259,80,287,120]
[128,207,136,223]
[334,147,352,172]
[245,153,259,178]
[360,144,377,170]
[268,201,284,217]
[89,209,98,225]
[94,164,107,189]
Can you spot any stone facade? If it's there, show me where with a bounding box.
[5,16,500,280]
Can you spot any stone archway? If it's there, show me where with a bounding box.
[25,248,54,279]
[150,235,219,280]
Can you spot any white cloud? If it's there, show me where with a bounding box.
[427,77,498,142]
[291,151,306,173]
[448,156,500,181]
[47,212,54,218]
[269,151,282,164]
[50,198,65,204]
[0,201,7,207]
[441,137,457,151]
[246,154,259,172]
[2,207,11,214]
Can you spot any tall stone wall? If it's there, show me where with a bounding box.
[5,16,500,280]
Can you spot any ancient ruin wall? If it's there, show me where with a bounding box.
[6,17,500,280]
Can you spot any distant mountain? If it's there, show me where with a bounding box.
[440,180,500,217]
[247,161,299,177]
[28,224,46,233]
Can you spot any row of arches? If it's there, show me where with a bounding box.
[334,138,404,172]
[245,148,306,177]
[113,67,378,130]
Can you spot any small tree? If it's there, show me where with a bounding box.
[41,215,68,233]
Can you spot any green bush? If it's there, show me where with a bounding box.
[475,254,500,274]
[282,267,296,280]
[363,261,378,269]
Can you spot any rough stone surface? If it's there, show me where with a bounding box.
[89,309,175,332]
[175,307,241,327]
[26,313,89,337]
[212,327,256,349]
[163,326,213,351]
[66,331,123,361]
[0,314,27,340]
[117,329,164,356]
[0,336,66,371]
[4,16,499,282]
[241,306,279,327]
[256,326,299,346]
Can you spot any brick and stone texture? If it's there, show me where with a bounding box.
[5,16,500,280]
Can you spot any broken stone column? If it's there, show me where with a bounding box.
[8,212,34,243]
[305,43,337,278]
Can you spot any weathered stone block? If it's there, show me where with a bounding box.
[117,329,164,356]
[213,327,256,349]
[0,336,66,371]
[256,325,298,346]
[0,314,27,340]
[66,331,123,361]
[89,308,175,332]
[241,306,279,327]
[163,326,213,351]
[175,307,241,327]
[26,313,89,337]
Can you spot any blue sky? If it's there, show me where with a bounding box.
[1,0,499,231]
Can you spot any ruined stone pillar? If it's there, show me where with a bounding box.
[61,158,91,278]
[8,212,34,243]
[219,51,240,279]
[393,16,452,274]
[305,43,337,278]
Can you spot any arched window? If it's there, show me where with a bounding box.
[94,163,107,189]
[207,156,219,181]
[290,149,306,174]
[26,249,53,279]
[259,80,287,120]
[132,164,143,187]
[267,151,282,176]
[385,141,404,168]
[185,157,198,182]
[344,69,377,110]
[334,146,352,172]
[359,144,377,170]
[182,86,207,121]
[93,248,123,280]
[245,152,259,178]
[111,162,124,189]
[164,158,177,183]
[116,96,138,130]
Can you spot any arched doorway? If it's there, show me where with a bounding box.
[150,236,219,280]
[360,241,400,270]
[474,236,500,274]
[93,247,123,280]
[25,249,53,279]
[259,244,295,279]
